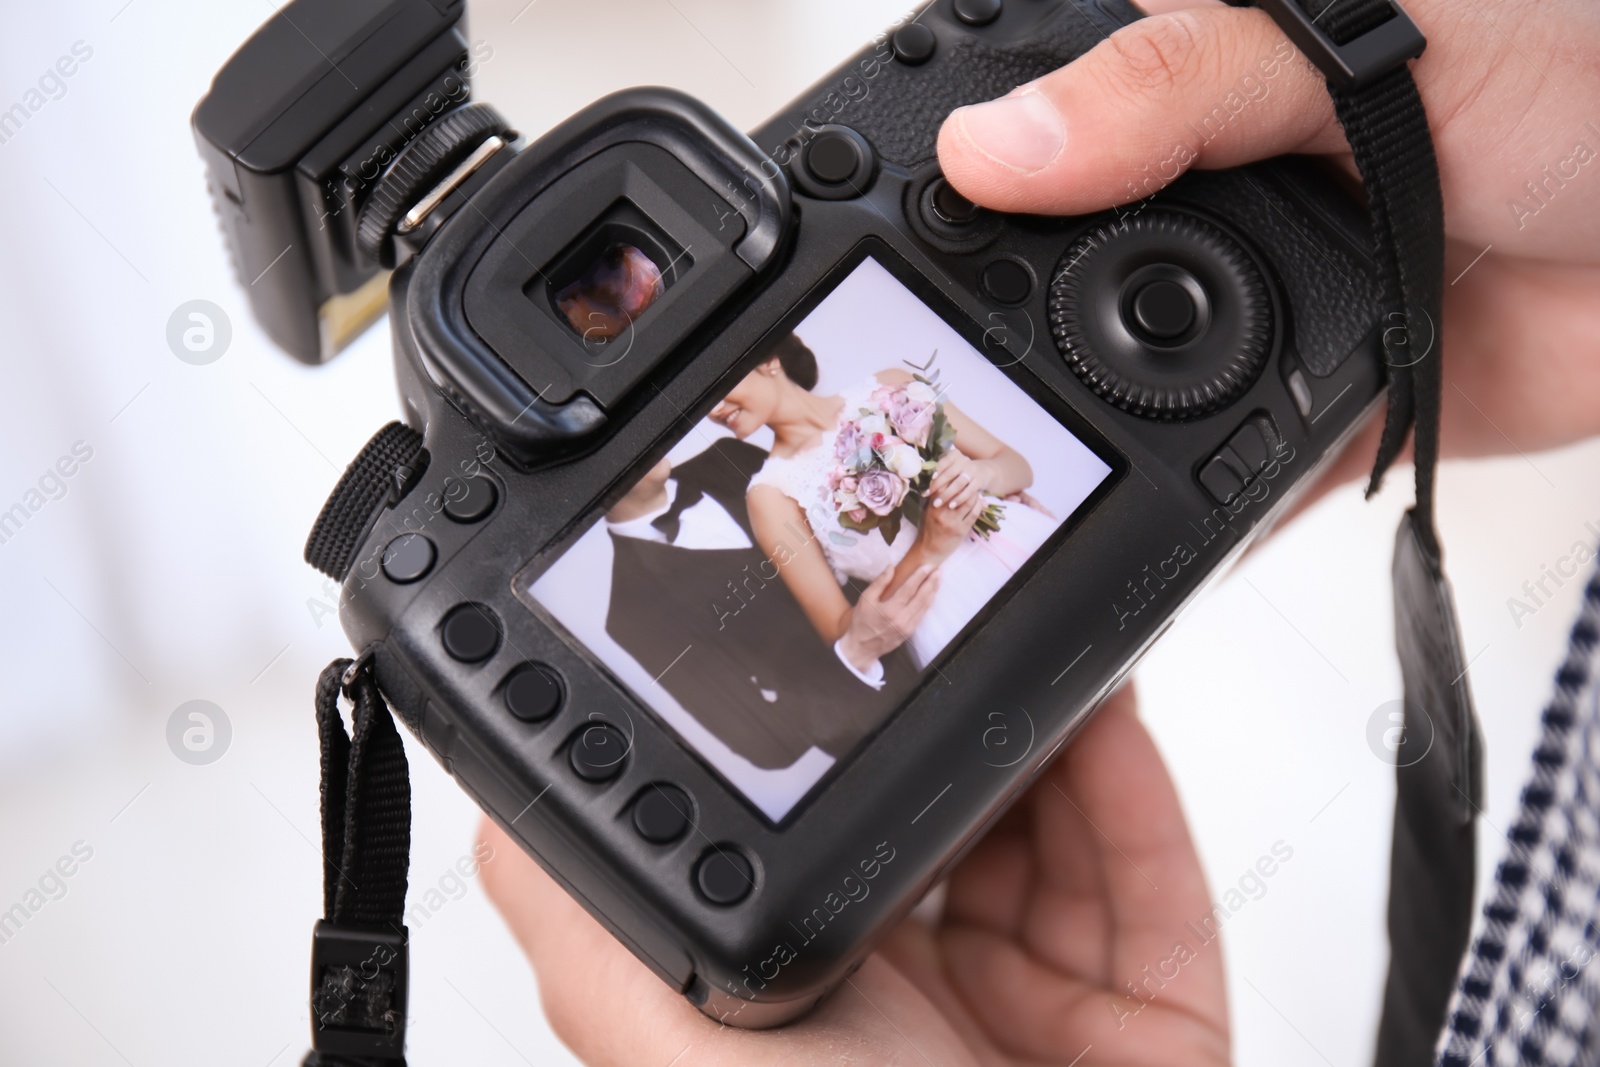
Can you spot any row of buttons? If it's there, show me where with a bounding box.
[388,486,752,905]
[379,475,500,584]
[793,136,1035,307]
[788,0,1032,311]
[890,0,1004,65]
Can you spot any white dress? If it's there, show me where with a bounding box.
[747,383,1058,669]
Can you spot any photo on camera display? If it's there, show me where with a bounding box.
[529,257,1113,821]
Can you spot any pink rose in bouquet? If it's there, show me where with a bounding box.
[855,468,908,516]
[827,352,1004,543]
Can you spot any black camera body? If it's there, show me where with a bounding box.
[197,0,1385,1028]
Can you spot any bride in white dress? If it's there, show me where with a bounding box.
[709,334,1058,672]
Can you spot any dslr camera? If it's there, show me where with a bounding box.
[196,0,1384,1031]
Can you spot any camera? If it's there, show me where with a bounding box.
[196,0,1386,1029]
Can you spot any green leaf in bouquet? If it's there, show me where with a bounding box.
[901,493,924,529]
[839,511,877,534]
[881,510,902,546]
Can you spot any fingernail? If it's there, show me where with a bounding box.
[933,498,943,508]
[953,91,1065,174]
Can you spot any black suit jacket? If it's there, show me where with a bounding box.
[605,438,911,770]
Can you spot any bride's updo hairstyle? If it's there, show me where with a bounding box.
[770,333,818,390]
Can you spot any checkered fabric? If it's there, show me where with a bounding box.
[1437,561,1600,1066]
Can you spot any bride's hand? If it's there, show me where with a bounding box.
[925,450,989,513]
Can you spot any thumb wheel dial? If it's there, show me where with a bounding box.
[1048,211,1273,420]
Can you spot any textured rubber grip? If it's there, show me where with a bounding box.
[820,3,1124,169]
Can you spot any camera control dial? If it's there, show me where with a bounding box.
[1048,211,1273,420]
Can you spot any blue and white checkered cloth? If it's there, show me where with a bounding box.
[1437,562,1600,1066]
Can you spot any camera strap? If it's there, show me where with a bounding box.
[303,656,412,1067]
[1226,1,1484,1063]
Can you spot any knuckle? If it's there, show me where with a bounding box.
[1103,11,1207,97]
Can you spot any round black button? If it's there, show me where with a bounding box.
[568,723,627,782]
[443,476,497,523]
[381,533,435,583]
[695,848,754,905]
[504,664,562,723]
[441,604,499,663]
[803,132,861,185]
[982,259,1033,305]
[1131,279,1197,340]
[954,0,1002,25]
[891,23,936,65]
[929,178,979,224]
[633,785,692,844]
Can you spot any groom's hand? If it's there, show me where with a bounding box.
[837,565,940,672]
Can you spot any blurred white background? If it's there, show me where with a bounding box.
[0,1,1594,1064]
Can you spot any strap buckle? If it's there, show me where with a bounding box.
[1255,0,1425,90]
[309,920,409,1058]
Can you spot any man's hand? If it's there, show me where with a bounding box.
[481,686,1229,1066]
[938,0,1600,494]
[837,563,940,672]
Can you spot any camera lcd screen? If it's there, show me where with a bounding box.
[528,256,1113,822]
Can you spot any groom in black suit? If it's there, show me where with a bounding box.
[604,436,917,770]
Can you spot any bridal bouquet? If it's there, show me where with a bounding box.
[825,354,1004,543]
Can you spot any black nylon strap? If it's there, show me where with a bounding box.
[305,657,412,1067]
[1223,1,1479,1063]
[1303,8,1477,1065]
[1382,514,1482,1067]
[1224,0,1444,554]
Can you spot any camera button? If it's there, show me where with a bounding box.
[981,259,1033,306]
[1226,421,1272,476]
[568,723,628,782]
[954,0,1002,26]
[633,785,693,844]
[929,178,980,225]
[443,476,497,523]
[381,534,435,584]
[804,133,862,186]
[1131,279,1197,340]
[1199,417,1280,505]
[695,848,754,905]
[504,664,563,723]
[1198,454,1246,506]
[441,604,500,663]
[891,23,937,65]
[792,126,877,199]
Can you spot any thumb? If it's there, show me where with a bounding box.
[935,4,1340,215]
